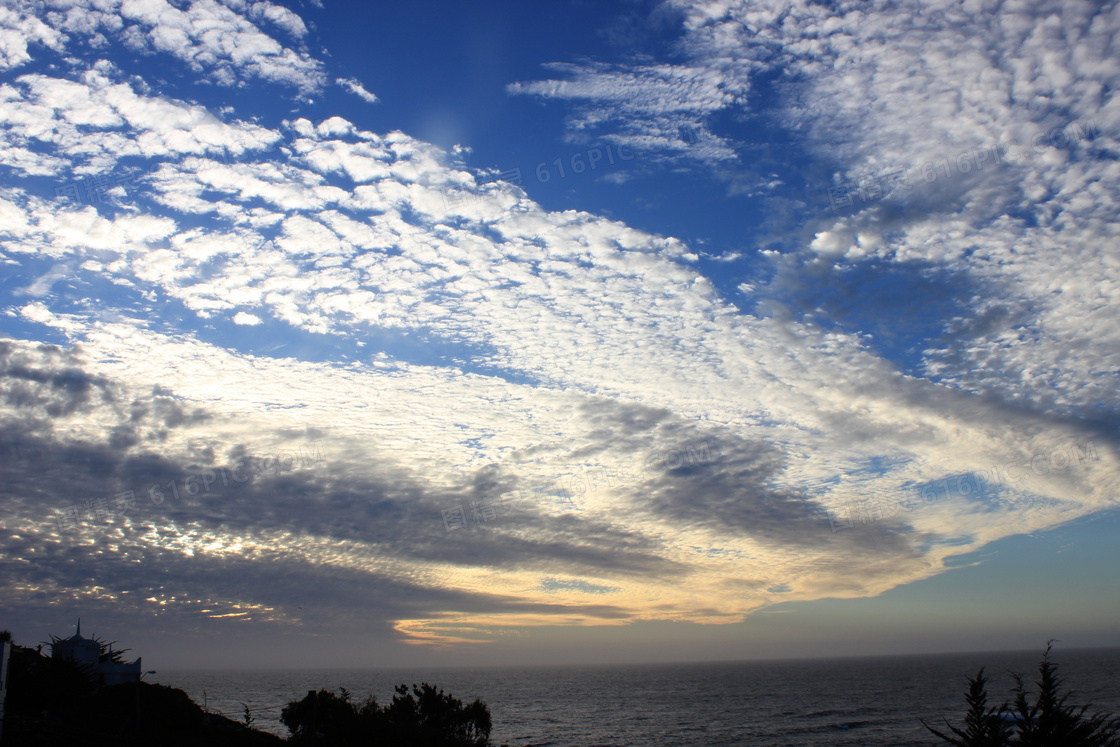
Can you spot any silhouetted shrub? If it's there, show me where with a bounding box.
[282,682,491,746]
[381,683,491,747]
[281,688,365,745]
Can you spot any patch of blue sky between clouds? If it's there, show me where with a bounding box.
[5,264,546,389]
[539,578,619,595]
[763,259,990,380]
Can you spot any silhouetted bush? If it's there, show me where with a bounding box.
[924,642,1120,746]
[282,682,491,746]
[281,688,365,745]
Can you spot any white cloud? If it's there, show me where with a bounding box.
[509,61,745,162]
[3,0,1119,649]
[0,66,283,180]
[514,0,1120,418]
[2,0,327,93]
[0,3,63,71]
[336,76,379,104]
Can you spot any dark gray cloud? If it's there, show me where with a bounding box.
[0,343,695,644]
[0,341,116,417]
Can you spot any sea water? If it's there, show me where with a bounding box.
[154,648,1120,746]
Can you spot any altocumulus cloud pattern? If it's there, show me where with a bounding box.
[0,0,1117,661]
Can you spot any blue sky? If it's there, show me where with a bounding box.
[0,0,1118,670]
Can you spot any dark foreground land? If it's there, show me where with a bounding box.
[2,638,492,747]
[3,640,284,746]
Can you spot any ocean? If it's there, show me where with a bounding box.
[153,648,1120,745]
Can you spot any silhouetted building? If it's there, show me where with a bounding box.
[50,620,142,686]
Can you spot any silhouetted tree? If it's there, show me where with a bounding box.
[281,682,491,746]
[382,683,491,747]
[281,688,364,745]
[925,642,1120,746]
[97,638,131,664]
[923,667,1013,746]
[1005,642,1120,746]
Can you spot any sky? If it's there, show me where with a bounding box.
[0,0,1118,671]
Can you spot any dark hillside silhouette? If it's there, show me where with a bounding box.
[2,629,281,745]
